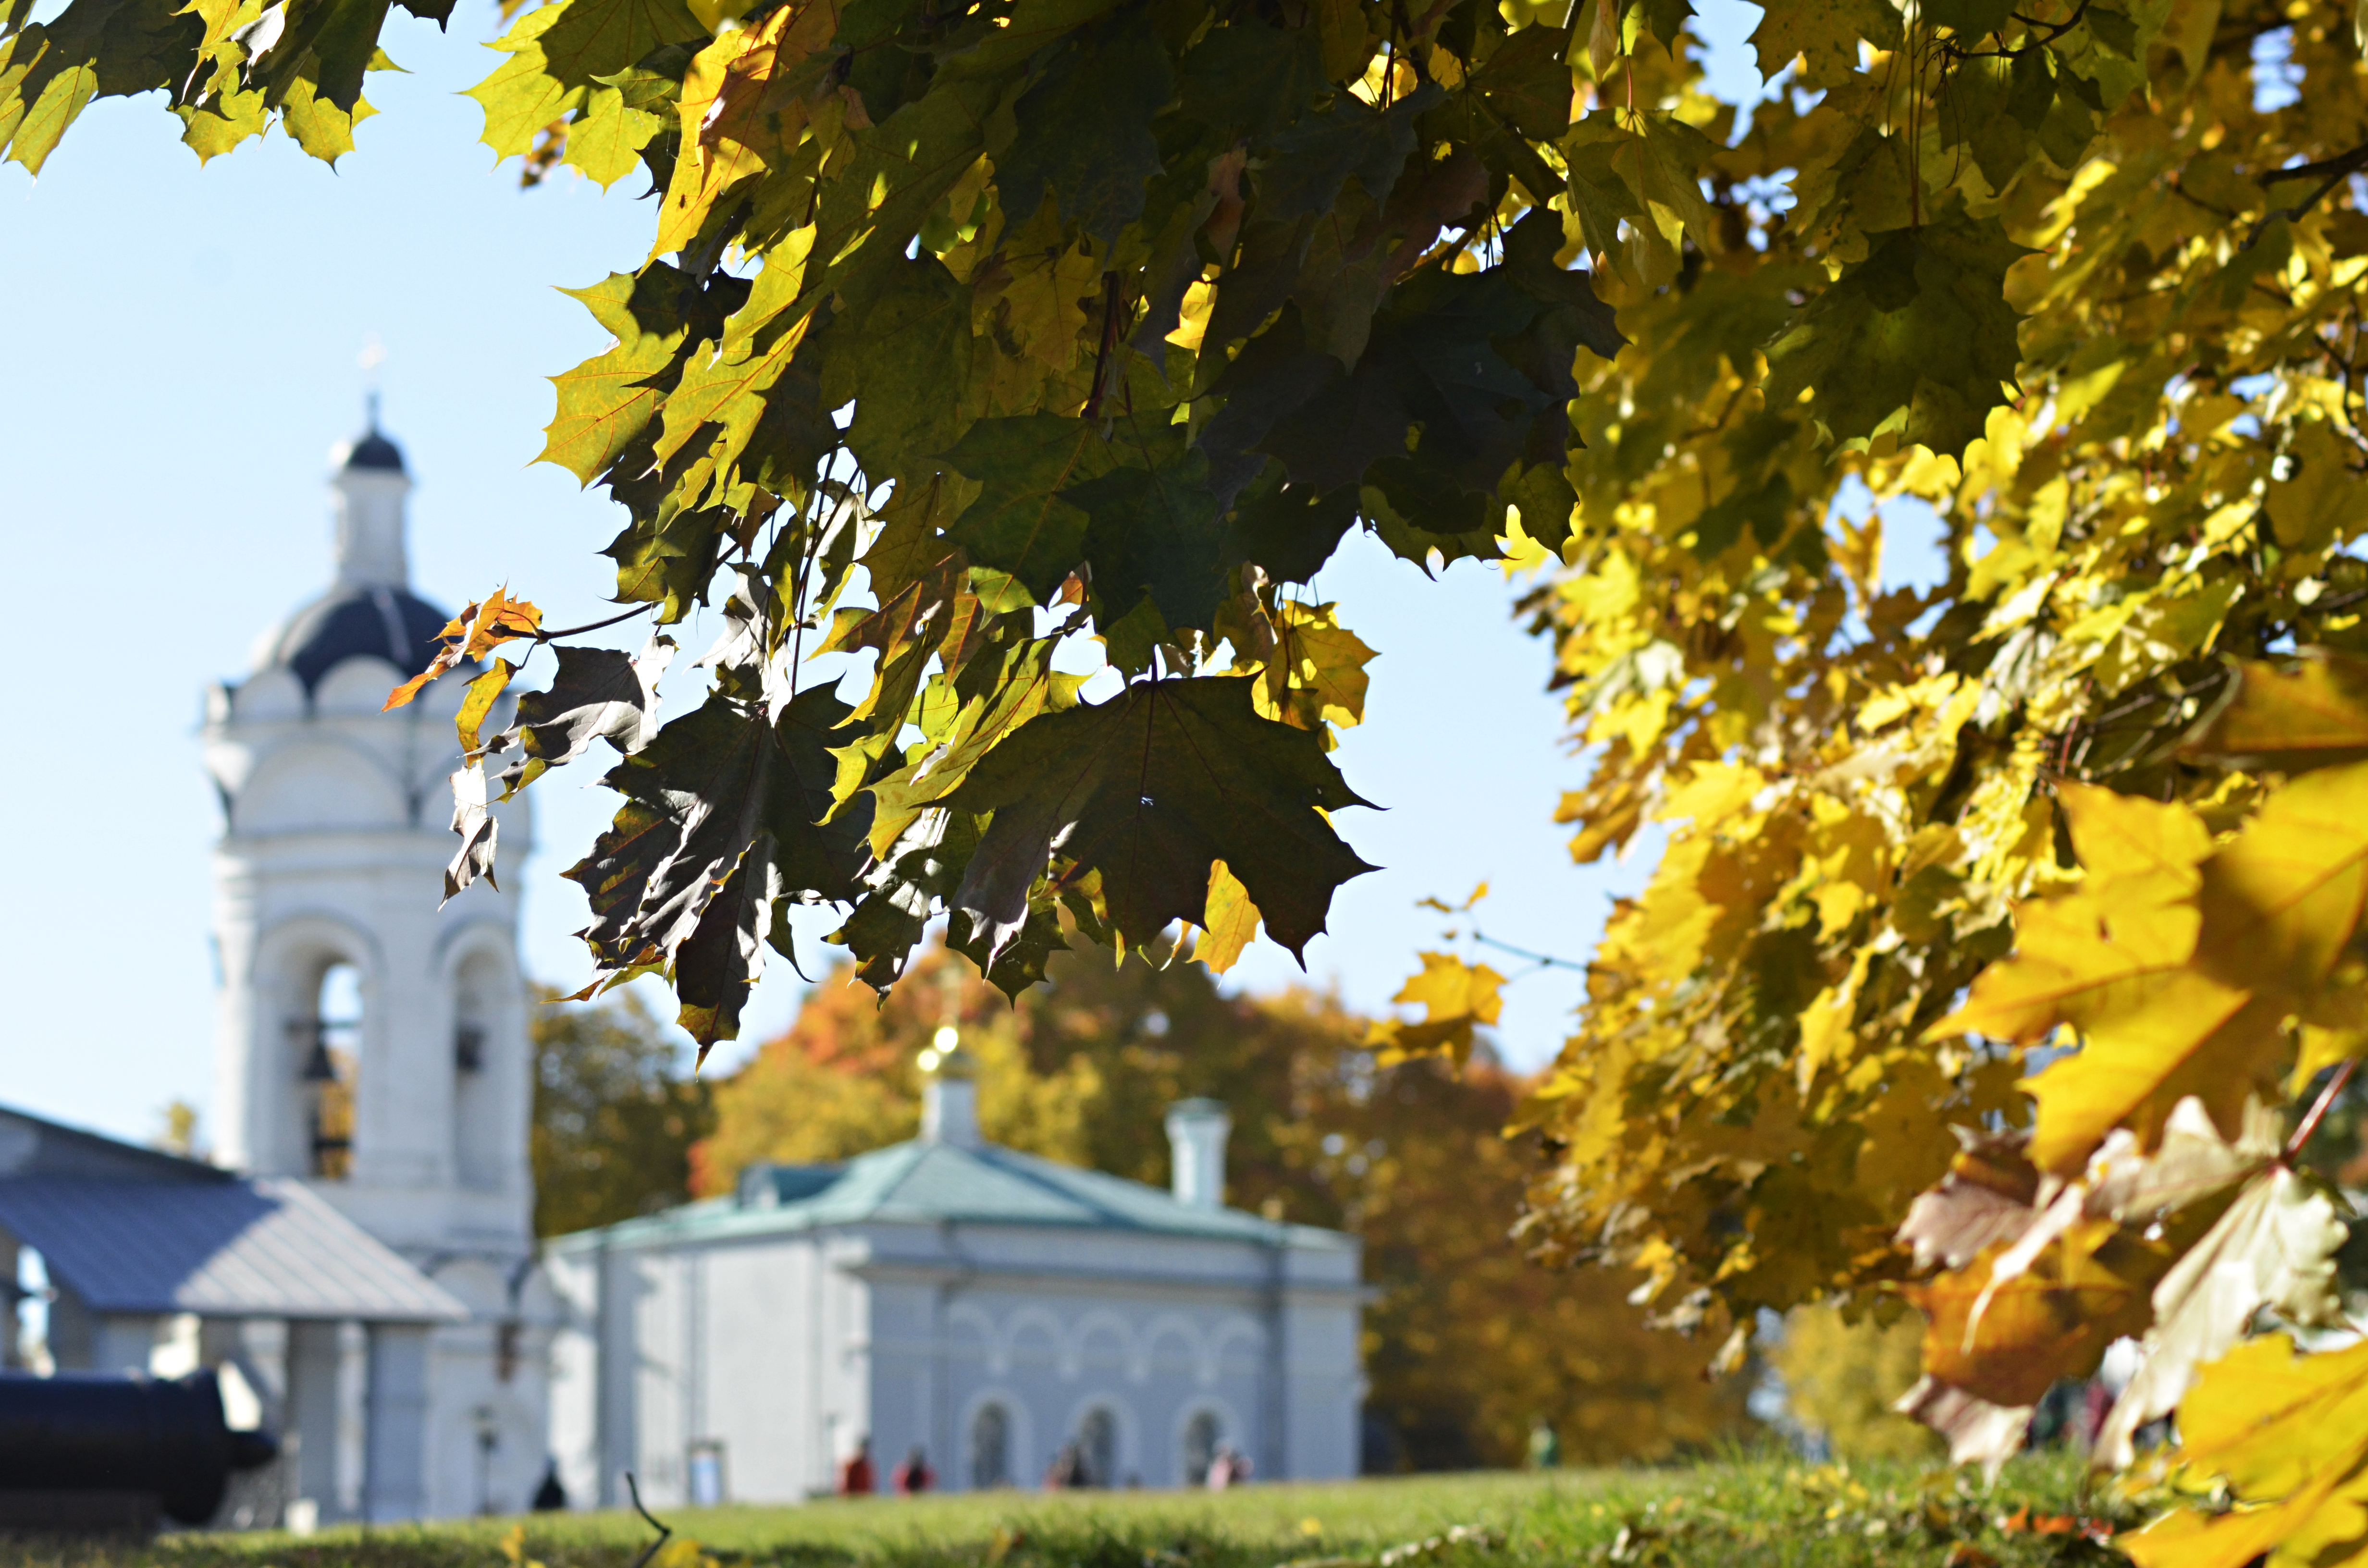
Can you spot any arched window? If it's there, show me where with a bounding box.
[1077,1407,1116,1489]
[969,1403,1009,1489]
[300,962,362,1180]
[453,953,506,1190]
[1182,1410,1221,1487]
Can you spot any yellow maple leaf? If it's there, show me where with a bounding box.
[384,588,543,710]
[2121,1335,2368,1568]
[2186,652,2368,776]
[653,0,851,260]
[1195,859,1260,976]
[1366,952,1505,1064]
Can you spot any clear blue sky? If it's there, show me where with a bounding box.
[0,0,1941,1146]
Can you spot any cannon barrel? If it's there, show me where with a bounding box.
[0,1370,279,1527]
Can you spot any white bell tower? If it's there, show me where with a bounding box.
[201,412,547,1519]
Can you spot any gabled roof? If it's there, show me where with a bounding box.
[557,1139,1349,1253]
[0,1104,226,1185]
[0,1174,468,1323]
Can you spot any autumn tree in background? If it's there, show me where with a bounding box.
[1769,1307,1938,1464]
[697,942,1745,1468]
[1345,1047,1747,1469]
[531,986,714,1237]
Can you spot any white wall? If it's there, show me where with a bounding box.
[549,1215,1364,1506]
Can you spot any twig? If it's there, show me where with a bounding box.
[1082,272,1126,422]
[624,1471,674,1568]
[2246,143,2368,249]
[1468,929,1607,975]
[2285,1057,2358,1164]
[1950,0,2092,56]
[536,604,654,642]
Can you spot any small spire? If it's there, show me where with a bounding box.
[919,1025,981,1147]
[330,340,411,588]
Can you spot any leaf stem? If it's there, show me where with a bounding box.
[2285,1056,2358,1164]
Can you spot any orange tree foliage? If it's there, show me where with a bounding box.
[695,943,1744,1468]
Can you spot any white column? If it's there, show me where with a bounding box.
[287,1319,345,1518]
[1164,1100,1232,1209]
[363,1323,432,1521]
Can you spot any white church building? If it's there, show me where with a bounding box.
[8,412,1365,1523]
[194,414,548,1520]
[545,1051,1367,1505]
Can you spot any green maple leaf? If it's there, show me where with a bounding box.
[539,264,701,485]
[996,20,1172,245]
[822,255,976,484]
[1064,441,1227,632]
[567,685,870,1043]
[561,83,664,188]
[941,414,1116,602]
[1750,0,1902,87]
[1174,21,1324,141]
[865,634,1088,855]
[1,0,200,172]
[467,0,703,160]
[942,675,1374,963]
[1762,214,2029,458]
[496,636,674,797]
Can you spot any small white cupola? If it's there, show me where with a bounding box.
[328,395,414,591]
[1164,1098,1232,1210]
[918,1027,982,1149]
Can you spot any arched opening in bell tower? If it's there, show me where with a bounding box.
[301,961,364,1181]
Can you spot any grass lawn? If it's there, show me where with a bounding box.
[10,1457,2133,1568]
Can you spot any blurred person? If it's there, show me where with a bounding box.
[838,1437,875,1496]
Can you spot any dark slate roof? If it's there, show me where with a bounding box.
[340,428,406,474]
[0,1105,225,1185]
[259,585,453,694]
[556,1139,1352,1253]
[0,1175,467,1323]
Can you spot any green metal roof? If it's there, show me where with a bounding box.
[548,1139,1349,1253]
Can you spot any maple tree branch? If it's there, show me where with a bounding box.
[2285,1056,2358,1164]
[1948,0,2091,58]
[2245,143,2368,248]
